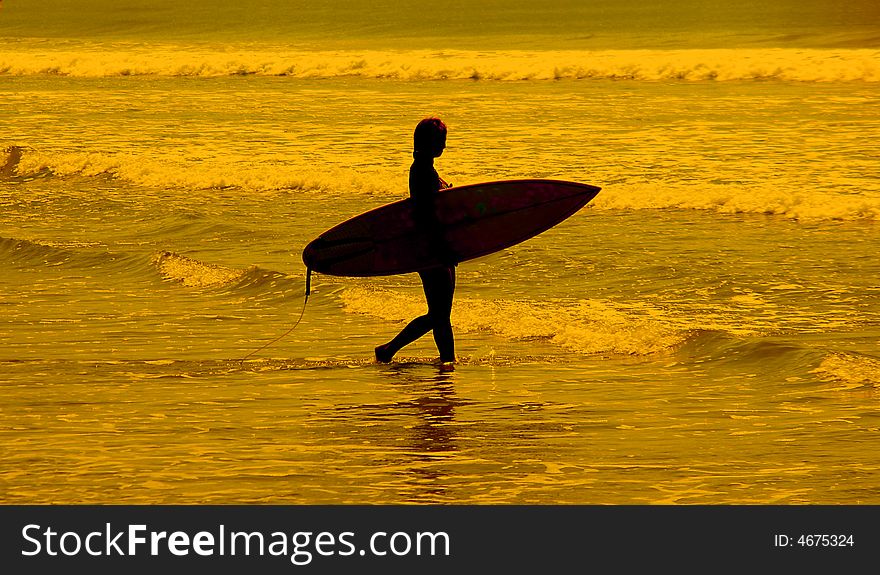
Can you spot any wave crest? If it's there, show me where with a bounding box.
[2,46,878,82]
[153,251,249,288]
[593,182,880,222]
[7,147,879,222]
[0,236,74,266]
[8,148,395,196]
[152,251,299,297]
[811,353,880,388]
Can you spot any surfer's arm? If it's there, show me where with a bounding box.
[412,189,457,267]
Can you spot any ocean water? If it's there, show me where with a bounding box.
[1,1,879,504]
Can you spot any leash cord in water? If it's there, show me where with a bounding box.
[239,268,312,363]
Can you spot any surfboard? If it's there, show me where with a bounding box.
[302,179,600,277]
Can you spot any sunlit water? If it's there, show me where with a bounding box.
[2,2,879,504]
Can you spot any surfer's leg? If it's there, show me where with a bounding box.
[375,270,440,362]
[424,266,455,363]
[375,315,432,362]
[374,268,454,363]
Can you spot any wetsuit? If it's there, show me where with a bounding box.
[375,153,455,362]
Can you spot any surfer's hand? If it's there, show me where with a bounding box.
[439,245,459,266]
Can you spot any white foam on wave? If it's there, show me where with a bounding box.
[1,46,878,82]
[153,251,248,288]
[339,287,685,356]
[811,353,880,388]
[11,148,396,196]
[7,148,879,223]
[593,181,880,222]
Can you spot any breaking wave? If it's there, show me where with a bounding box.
[153,251,249,288]
[1,46,878,82]
[2,147,395,196]
[592,181,880,222]
[339,286,686,356]
[153,251,296,295]
[4,147,879,222]
[811,353,880,388]
[0,237,294,296]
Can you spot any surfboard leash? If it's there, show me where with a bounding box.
[238,267,312,364]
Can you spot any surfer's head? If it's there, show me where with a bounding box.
[414,117,447,158]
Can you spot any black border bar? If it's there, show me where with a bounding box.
[2,505,877,572]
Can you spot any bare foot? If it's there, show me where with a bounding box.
[375,344,393,363]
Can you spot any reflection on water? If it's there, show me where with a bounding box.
[337,364,461,502]
[387,366,460,501]
[384,365,459,456]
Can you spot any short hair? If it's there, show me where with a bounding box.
[413,117,447,153]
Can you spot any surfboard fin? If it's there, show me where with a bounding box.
[305,267,312,296]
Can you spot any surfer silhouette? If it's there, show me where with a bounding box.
[375,118,456,367]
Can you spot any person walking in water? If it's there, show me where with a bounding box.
[375,117,457,367]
